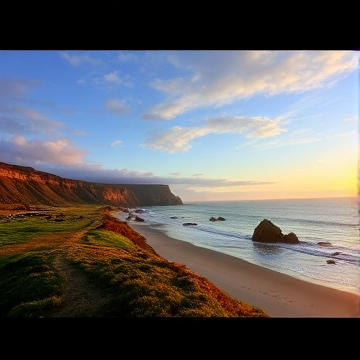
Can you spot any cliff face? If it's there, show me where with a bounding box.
[123,184,183,206]
[0,162,183,208]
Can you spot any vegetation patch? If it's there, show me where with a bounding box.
[0,251,64,317]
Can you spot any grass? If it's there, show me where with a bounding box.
[0,251,63,316]
[0,204,270,317]
[0,205,97,246]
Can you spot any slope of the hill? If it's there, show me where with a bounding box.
[0,161,183,208]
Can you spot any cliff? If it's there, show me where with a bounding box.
[0,161,183,208]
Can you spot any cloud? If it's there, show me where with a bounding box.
[105,99,129,114]
[142,115,285,153]
[0,136,88,165]
[0,107,63,137]
[238,136,321,152]
[237,129,357,152]
[344,115,357,122]
[35,164,273,188]
[60,52,102,66]
[0,138,274,188]
[17,108,63,133]
[102,71,133,87]
[142,51,358,120]
[0,78,42,99]
[117,52,139,62]
[111,140,123,147]
[0,78,76,115]
[325,131,356,139]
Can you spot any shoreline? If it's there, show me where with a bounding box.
[129,221,360,318]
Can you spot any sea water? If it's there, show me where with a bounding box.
[115,197,360,294]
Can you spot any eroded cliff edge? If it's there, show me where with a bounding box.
[0,161,183,208]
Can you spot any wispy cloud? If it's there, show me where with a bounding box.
[142,115,285,153]
[117,52,139,62]
[142,51,358,120]
[236,128,357,152]
[99,71,133,88]
[0,78,42,99]
[37,165,274,188]
[105,99,129,114]
[344,115,358,122]
[0,107,63,136]
[0,136,88,165]
[324,131,356,139]
[60,52,102,66]
[111,140,123,147]
[238,137,321,152]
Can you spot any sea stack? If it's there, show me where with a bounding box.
[252,219,299,244]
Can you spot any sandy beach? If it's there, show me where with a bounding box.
[130,222,360,318]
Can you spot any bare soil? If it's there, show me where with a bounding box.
[50,254,110,317]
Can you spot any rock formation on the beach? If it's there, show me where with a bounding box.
[252,219,299,244]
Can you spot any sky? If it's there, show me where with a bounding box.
[0,50,359,202]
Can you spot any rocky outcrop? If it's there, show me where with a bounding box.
[318,242,332,247]
[252,219,299,244]
[0,161,183,208]
[284,232,299,244]
[209,216,226,221]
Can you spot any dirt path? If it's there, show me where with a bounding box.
[47,228,111,317]
[49,253,110,317]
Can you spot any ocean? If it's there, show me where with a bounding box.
[115,197,360,295]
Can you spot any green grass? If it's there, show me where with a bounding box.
[82,228,137,252]
[0,251,64,317]
[0,210,95,246]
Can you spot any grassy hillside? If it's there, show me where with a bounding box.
[0,205,269,317]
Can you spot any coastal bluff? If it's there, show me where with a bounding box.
[0,161,183,208]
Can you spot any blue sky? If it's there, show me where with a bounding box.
[0,50,358,202]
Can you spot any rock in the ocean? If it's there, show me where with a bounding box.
[209,216,225,221]
[284,232,299,244]
[183,223,197,226]
[252,219,299,244]
[318,241,332,247]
